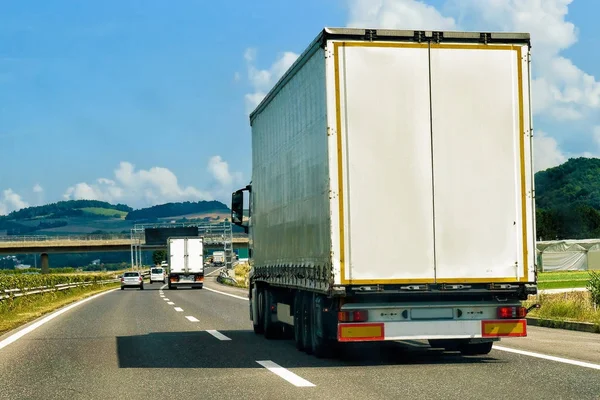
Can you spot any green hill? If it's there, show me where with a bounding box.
[125,201,229,221]
[535,157,600,240]
[0,200,233,235]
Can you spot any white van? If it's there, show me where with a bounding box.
[149,267,166,284]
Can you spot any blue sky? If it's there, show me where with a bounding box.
[1,0,599,214]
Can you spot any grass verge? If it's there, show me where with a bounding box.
[538,280,589,290]
[537,271,591,281]
[537,270,595,290]
[0,282,119,335]
[524,291,600,329]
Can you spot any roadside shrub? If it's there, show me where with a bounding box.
[588,270,600,307]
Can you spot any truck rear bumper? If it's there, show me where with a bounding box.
[168,274,203,289]
[170,283,203,289]
[337,319,527,342]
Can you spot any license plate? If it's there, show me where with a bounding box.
[180,275,193,282]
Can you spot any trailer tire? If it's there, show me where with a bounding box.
[459,342,493,356]
[293,291,304,351]
[252,288,264,334]
[262,289,281,339]
[310,293,334,358]
[255,288,265,335]
[301,292,312,354]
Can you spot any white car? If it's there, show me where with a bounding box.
[149,267,166,284]
[121,271,144,290]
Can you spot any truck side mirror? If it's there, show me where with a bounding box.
[231,186,250,233]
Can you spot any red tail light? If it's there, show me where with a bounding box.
[497,306,527,319]
[120,277,124,282]
[195,276,204,282]
[338,310,369,322]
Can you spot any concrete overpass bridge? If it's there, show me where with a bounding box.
[0,234,249,254]
[0,233,250,272]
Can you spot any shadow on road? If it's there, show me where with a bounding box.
[116,330,504,369]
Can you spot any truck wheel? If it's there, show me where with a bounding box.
[254,289,265,334]
[293,291,304,350]
[310,293,334,358]
[301,292,312,354]
[263,289,281,339]
[459,342,493,356]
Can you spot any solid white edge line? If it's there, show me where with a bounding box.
[167,302,175,305]
[256,360,315,387]
[205,267,225,277]
[203,286,248,301]
[494,345,600,371]
[185,316,199,322]
[174,307,183,312]
[0,288,118,352]
[206,330,231,341]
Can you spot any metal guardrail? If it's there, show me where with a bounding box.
[0,233,247,243]
[0,234,131,242]
[0,279,120,301]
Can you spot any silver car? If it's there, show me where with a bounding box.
[121,271,144,290]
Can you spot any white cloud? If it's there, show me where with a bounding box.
[63,162,210,206]
[444,0,600,120]
[244,48,299,113]
[32,184,43,193]
[0,189,29,216]
[62,159,243,207]
[347,0,456,30]
[207,155,242,187]
[534,131,566,172]
[343,0,600,166]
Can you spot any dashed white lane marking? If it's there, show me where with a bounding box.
[185,316,199,322]
[256,360,315,387]
[0,289,118,352]
[174,307,184,312]
[206,330,231,341]
[167,302,175,305]
[203,286,248,301]
[163,298,170,301]
[494,345,600,371]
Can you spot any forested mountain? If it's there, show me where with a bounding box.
[535,158,600,240]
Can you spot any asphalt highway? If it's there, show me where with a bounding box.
[0,272,598,400]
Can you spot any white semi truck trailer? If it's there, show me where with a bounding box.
[232,27,538,357]
[167,237,204,290]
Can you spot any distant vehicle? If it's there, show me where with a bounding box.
[212,251,225,266]
[168,237,204,290]
[231,27,537,358]
[121,271,144,290]
[149,267,166,284]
